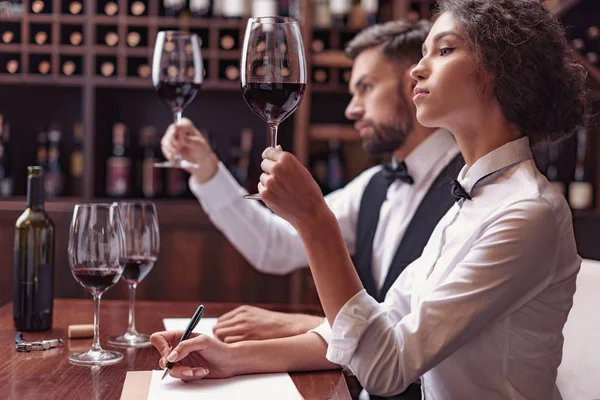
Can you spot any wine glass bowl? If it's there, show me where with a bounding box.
[108,201,159,348]
[240,17,307,199]
[152,30,203,169]
[68,203,125,366]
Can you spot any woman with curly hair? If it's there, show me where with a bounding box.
[150,1,588,398]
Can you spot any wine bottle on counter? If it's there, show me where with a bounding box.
[330,0,351,27]
[546,143,565,196]
[568,127,593,210]
[163,0,185,17]
[190,0,211,18]
[138,126,163,198]
[70,122,83,196]
[45,127,64,198]
[106,122,131,197]
[0,115,13,197]
[13,166,55,332]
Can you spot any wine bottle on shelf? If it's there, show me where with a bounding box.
[166,168,186,197]
[546,143,565,196]
[224,64,239,81]
[104,0,118,15]
[38,60,51,74]
[311,38,325,53]
[163,0,185,17]
[138,126,163,198]
[568,127,593,210]
[100,60,115,77]
[219,34,236,50]
[104,31,119,46]
[106,122,131,197]
[126,31,141,47]
[361,0,377,25]
[327,139,344,192]
[137,63,151,78]
[69,31,83,46]
[68,0,83,14]
[34,30,48,45]
[310,149,329,193]
[130,0,145,15]
[0,115,13,197]
[7,0,24,16]
[212,0,222,17]
[190,0,211,18]
[69,122,83,196]
[35,130,48,170]
[45,127,64,198]
[329,0,351,27]
[31,0,45,13]
[251,0,277,18]
[222,0,247,20]
[237,128,253,189]
[13,166,55,332]
[1,30,15,44]
[62,60,76,75]
[312,68,328,84]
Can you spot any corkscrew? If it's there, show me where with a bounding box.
[15,332,64,352]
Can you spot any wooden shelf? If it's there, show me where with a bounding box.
[0,74,85,85]
[310,124,360,141]
[312,50,353,68]
[0,44,21,52]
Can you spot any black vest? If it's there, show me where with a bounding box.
[354,155,463,400]
[355,155,464,302]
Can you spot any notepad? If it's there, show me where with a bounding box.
[147,370,303,400]
[163,318,218,338]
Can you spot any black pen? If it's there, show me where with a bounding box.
[162,304,205,380]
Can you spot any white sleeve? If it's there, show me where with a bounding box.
[326,200,560,397]
[189,162,378,275]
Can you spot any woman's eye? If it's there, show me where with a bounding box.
[440,47,455,56]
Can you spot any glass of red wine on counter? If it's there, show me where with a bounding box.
[108,201,160,347]
[152,30,203,169]
[240,17,307,199]
[68,203,126,366]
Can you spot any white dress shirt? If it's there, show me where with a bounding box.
[190,129,459,292]
[319,137,581,400]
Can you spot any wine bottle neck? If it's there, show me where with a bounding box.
[27,175,45,210]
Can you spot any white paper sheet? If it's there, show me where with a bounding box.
[147,370,303,400]
[163,318,218,338]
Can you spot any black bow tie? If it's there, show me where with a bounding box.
[382,162,414,185]
[451,179,472,202]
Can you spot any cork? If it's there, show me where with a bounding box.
[68,324,94,339]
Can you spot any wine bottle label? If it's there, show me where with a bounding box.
[222,0,247,17]
[167,168,186,196]
[104,1,118,15]
[107,157,131,196]
[142,158,162,197]
[1,177,13,196]
[1,31,14,44]
[164,0,185,9]
[71,151,84,177]
[69,1,82,14]
[251,0,277,17]
[313,0,331,28]
[329,0,351,15]
[190,0,210,13]
[568,181,593,209]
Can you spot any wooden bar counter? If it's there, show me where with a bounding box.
[0,299,349,400]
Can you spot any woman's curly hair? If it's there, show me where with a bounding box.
[436,0,589,145]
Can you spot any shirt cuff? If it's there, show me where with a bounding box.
[188,162,247,213]
[308,318,332,344]
[326,289,383,367]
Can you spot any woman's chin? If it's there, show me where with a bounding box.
[415,109,440,128]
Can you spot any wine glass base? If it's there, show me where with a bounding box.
[243,193,262,200]
[154,160,200,169]
[68,349,123,366]
[107,333,152,348]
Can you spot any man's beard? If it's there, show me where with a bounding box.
[361,119,413,156]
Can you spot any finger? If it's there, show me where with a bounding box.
[223,335,246,344]
[258,182,267,197]
[169,334,212,362]
[170,365,210,380]
[213,325,246,341]
[261,158,277,174]
[217,307,245,323]
[262,146,285,161]
[150,331,183,357]
[259,173,271,189]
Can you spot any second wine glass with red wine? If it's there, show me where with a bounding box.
[68,203,125,366]
[240,17,307,199]
[108,201,159,348]
[152,30,203,169]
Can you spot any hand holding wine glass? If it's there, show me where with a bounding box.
[68,203,125,366]
[152,31,203,169]
[108,201,160,348]
[240,17,307,199]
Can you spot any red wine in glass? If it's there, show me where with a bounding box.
[73,266,121,295]
[241,82,306,125]
[121,256,157,284]
[155,82,201,113]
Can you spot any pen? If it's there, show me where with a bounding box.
[162,304,205,380]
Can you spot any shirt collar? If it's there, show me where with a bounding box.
[457,136,533,195]
[392,129,458,186]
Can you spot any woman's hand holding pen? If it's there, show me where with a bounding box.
[150,331,237,381]
[259,146,333,234]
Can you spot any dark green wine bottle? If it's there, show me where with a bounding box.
[13,166,55,331]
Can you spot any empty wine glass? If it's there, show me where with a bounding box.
[240,17,307,199]
[152,30,203,169]
[108,201,159,348]
[68,203,125,366]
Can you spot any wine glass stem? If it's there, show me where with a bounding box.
[269,124,278,148]
[174,110,183,125]
[92,294,102,352]
[127,283,138,335]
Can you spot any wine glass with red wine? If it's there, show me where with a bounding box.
[152,30,203,169]
[68,203,125,366]
[108,201,159,348]
[240,17,307,199]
